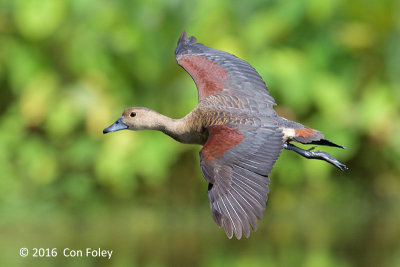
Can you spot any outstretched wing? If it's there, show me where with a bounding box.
[175,31,276,109]
[200,123,283,239]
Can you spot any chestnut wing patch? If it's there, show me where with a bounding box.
[200,125,244,162]
[177,55,228,99]
[199,124,283,239]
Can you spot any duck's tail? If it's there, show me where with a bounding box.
[277,117,348,170]
[278,117,345,149]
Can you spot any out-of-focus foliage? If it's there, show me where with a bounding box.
[0,0,399,266]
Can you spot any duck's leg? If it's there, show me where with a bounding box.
[283,142,348,171]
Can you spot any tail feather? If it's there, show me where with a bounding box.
[310,139,346,149]
[278,118,345,149]
[292,128,323,144]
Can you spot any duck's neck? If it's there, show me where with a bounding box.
[150,110,205,145]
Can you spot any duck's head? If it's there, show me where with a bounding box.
[103,107,156,134]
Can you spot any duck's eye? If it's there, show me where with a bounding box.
[130,112,136,118]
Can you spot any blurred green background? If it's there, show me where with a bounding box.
[0,0,399,266]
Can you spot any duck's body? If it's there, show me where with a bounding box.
[104,31,347,239]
